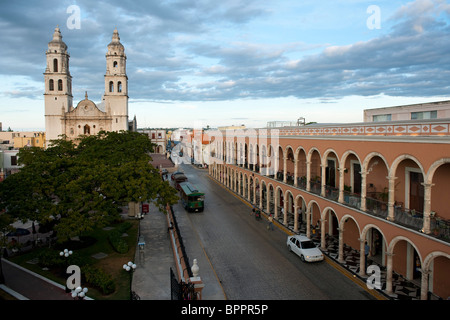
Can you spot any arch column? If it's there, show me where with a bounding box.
[421,183,434,234]
[306,161,312,192]
[338,226,345,263]
[274,191,279,220]
[224,167,228,188]
[359,238,367,277]
[283,154,287,183]
[283,196,288,226]
[320,219,326,250]
[320,164,326,197]
[387,176,397,221]
[385,252,394,295]
[294,159,299,187]
[420,269,430,300]
[306,207,311,238]
[259,182,263,208]
[338,167,345,203]
[360,171,367,211]
[274,152,279,178]
[293,204,299,233]
[253,177,257,205]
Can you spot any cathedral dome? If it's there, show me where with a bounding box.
[48,26,67,52]
[107,28,124,52]
[73,92,102,114]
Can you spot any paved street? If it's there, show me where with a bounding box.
[172,164,375,300]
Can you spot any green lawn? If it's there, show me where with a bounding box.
[7,218,139,300]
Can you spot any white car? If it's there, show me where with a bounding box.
[287,235,324,262]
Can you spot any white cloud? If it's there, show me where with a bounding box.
[1,0,450,129]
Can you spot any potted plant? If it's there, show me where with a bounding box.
[379,187,389,202]
[343,185,351,203]
[433,226,440,236]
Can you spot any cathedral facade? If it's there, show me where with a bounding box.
[44,27,130,147]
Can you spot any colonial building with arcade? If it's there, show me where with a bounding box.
[208,115,450,300]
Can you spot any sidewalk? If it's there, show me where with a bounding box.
[0,258,73,300]
[131,204,176,299]
[132,202,226,300]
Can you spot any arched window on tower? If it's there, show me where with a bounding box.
[118,81,122,93]
[49,79,54,91]
[58,79,63,91]
[53,59,58,72]
[113,61,118,68]
[109,81,114,92]
[84,124,90,135]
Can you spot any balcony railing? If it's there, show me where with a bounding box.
[217,159,450,242]
[431,218,450,241]
[309,181,321,195]
[324,185,339,202]
[365,196,389,219]
[394,207,423,230]
[343,190,361,210]
[296,177,307,190]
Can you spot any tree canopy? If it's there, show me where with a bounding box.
[0,131,178,242]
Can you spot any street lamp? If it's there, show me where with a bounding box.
[60,248,73,258]
[71,286,89,300]
[122,261,136,300]
[60,249,73,292]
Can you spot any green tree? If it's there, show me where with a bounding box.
[0,131,178,242]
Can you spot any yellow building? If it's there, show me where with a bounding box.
[13,132,46,148]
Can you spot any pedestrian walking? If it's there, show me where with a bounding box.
[255,209,261,220]
[267,214,274,231]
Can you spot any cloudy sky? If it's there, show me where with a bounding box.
[1,0,450,130]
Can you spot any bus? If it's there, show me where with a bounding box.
[178,181,205,212]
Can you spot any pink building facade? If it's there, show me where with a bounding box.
[208,118,450,300]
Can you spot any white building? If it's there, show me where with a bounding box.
[44,27,129,147]
[139,129,167,154]
[0,149,22,181]
[364,100,450,122]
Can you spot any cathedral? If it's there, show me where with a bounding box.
[44,27,135,147]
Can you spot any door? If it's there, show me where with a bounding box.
[326,159,336,187]
[353,163,361,194]
[409,171,424,213]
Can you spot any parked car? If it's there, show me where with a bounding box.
[171,171,185,180]
[287,235,324,262]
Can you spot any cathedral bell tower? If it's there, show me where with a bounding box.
[103,28,128,132]
[44,26,73,145]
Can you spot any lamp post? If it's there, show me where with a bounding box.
[71,286,89,300]
[122,261,136,300]
[60,249,72,293]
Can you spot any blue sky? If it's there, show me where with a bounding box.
[1,0,450,130]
